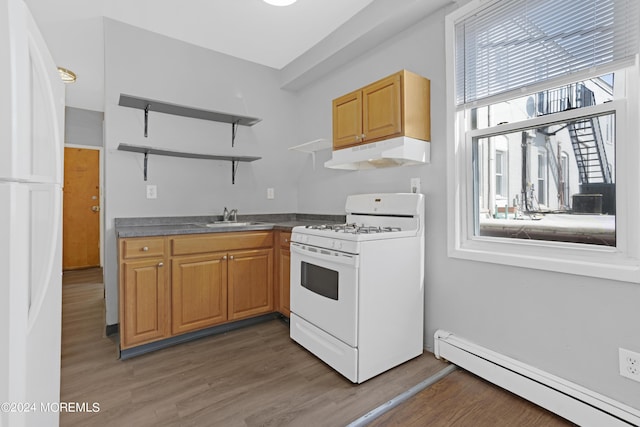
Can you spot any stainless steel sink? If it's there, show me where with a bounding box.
[203,221,264,228]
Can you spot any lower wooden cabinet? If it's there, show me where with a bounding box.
[171,253,228,335]
[228,248,274,320]
[119,231,278,352]
[119,256,169,349]
[276,231,291,317]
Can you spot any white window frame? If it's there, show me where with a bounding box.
[495,150,506,198]
[446,0,640,283]
[536,152,546,206]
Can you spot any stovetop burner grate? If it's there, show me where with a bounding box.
[305,223,402,234]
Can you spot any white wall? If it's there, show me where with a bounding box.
[103,19,301,326]
[65,106,103,147]
[294,7,640,410]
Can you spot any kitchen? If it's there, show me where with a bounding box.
[3,0,640,426]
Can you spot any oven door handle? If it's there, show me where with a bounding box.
[290,242,359,267]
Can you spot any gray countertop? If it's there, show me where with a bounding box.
[115,213,345,238]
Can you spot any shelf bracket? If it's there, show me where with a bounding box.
[144,104,150,137]
[231,120,239,147]
[231,160,239,185]
[143,151,149,181]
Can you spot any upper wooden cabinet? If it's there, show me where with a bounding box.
[332,70,430,150]
[333,91,363,150]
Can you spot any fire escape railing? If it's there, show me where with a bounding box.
[536,83,612,184]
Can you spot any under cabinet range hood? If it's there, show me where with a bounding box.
[324,136,430,170]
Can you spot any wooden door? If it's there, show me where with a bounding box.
[332,90,362,150]
[120,257,168,349]
[63,147,100,270]
[171,253,228,335]
[228,248,273,321]
[362,73,402,142]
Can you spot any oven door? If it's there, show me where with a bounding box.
[290,242,359,347]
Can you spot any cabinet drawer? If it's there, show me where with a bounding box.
[171,231,274,256]
[121,237,166,259]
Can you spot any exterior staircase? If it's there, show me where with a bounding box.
[568,115,612,184]
[538,82,612,184]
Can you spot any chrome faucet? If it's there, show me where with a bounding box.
[222,207,238,222]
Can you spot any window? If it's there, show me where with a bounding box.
[447,0,640,282]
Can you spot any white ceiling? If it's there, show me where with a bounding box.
[22,0,376,110]
[23,0,452,111]
[24,0,375,70]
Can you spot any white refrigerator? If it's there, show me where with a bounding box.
[0,0,65,426]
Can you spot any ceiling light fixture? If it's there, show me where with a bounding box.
[57,67,77,84]
[263,0,297,6]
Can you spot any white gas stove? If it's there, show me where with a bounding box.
[289,193,425,383]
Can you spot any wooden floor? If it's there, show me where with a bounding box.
[60,268,574,427]
[369,369,574,427]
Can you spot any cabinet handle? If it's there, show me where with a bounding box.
[284,238,288,243]
[355,135,360,142]
[142,246,149,251]
[361,133,366,140]
[158,262,164,267]
[223,255,227,260]
[230,255,234,260]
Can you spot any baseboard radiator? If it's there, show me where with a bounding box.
[434,330,640,427]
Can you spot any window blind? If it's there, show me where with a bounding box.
[455,0,640,106]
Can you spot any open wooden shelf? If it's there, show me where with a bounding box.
[117,94,263,184]
[119,94,261,127]
[117,143,261,184]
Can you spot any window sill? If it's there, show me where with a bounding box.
[478,214,615,247]
[449,236,640,283]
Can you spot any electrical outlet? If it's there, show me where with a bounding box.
[619,348,640,382]
[267,188,275,200]
[146,185,157,199]
[410,178,421,194]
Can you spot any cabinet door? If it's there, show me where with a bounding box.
[228,248,274,320]
[171,253,228,335]
[362,73,402,142]
[276,231,291,317]
[120,258,168,349]
[332,90,362,150]
[278,246,291,317]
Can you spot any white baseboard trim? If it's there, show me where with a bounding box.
[434,330,640,427]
